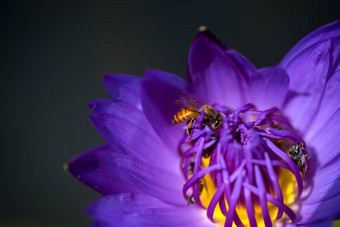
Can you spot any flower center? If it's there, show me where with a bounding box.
[177,103,309,227]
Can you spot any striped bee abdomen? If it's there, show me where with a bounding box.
[172,107,200,124]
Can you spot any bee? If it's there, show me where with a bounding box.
[289,143,309,172]
[172,95,223,140]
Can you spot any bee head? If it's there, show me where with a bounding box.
[211,114,223,130]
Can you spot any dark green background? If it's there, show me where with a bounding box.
[1,0,339,226]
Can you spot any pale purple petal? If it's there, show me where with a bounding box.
[226,49,257,81]
[281,20,340,136]
[248,67,290,110]
[306,69,340,140]
[282,40,332,135]
[307,107,340,167]
[87,193,171,224]
[144,68,191,91]
[141,79,185,150]
[89,99,156,130]
[66,144,139,195]
[103,74,142,108]
[88,99,179,171]
[110,152,185,205]
[301,151,340,205]
[188,29,248,107]
[298,192,340,224]
[280,20,340,70]
[90,112,179,171]
[87,193,213,227]
[286,220,331,227]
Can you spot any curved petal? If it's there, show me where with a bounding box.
[106,152,186,205]
[141,79,186,150]
[90,111,179,172]
[66,144,139,195]
[296,108,340,223]
[280,20,340,71]
[282,40,332,135]
[286,220,331,227]
[88,193,214,227]
[306,69,340,141]
[144,68,191,92]
[300,150,340,205]
[297,192,340,224]
[188,29,248,107]
[89,99,151,128]
[103,74,142,109]
[248,67,290,110]
[307,107,340,168]
[226,49,257,81]
[87,193,172,224]
[281,20,340,135]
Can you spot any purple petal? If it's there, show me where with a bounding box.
[281,40,332,135]
[90,111,179,171]
[307,107,340,168]
[226,49,257,81]
[298,191,340,224]
[122,206,213,227]
[280,20,340,70]
[281,20,340,135]
[144,68,191,92]
[248,67,290,110]
[188,29,248,107]
[301,150,340,205]
[286,220,331,227]
[87,193,171,224]
[89,99,150,127]
[306,69,340,141]
[66,144,139,195]
[108,151,185,205]
[141,79,185,150]
[103,74,142,108]
[88,193,213,227]
[89,97,180,171]
[297,109,340,223]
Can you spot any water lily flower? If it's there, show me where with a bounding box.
[66,21,340,226]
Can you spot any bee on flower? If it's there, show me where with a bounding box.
[66,20,340,226]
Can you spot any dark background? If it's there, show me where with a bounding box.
[1,0,339,226]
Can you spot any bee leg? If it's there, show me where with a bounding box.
[188,128,193,141]
[187,195,195,205]
[187,117,197,141]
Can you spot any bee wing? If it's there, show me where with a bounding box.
[175,94,203,112]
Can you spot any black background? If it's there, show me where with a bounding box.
[1,0,339,226]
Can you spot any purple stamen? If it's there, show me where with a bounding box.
[254,107,278,126]
[193,138,205,208]
[243,177,257,227]
[225,171,244,227]
[264,152,284,220]
[243,183,297,222]
[254,165,272,227]
[207,184,225,222]
[178,103,309,226]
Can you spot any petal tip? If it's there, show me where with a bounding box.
[193,27,228,51]
[63,162,70,175]
[64,160,81,180]
[198,25,208,32]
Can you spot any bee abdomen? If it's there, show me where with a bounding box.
[172,108,199,124]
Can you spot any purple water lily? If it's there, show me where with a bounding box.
[66,21,340,226]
